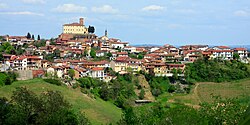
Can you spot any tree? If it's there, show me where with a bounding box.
[138,53,144,59]
[0,53,3,62]
[88,26,95,33]
[54,49,61,57]
[107,52,112,57]
[83,49,88,57]
[233,53,240,60]
[172,69,178,81]
[78,77,92,89]
[1,87,91,125]
[37,35,41,40]
[200,96,247,125]
[68,69,75,80]
[139,89,145,100]
[90,48,96,58]
[32,35,35,40]
[26,32,31,39]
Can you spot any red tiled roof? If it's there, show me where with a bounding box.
[234,48,247,51]
[91,67,104,71]
[216,46,230,49]
[63,23,82,26]
[117,52,128,55]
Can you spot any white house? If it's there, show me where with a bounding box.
[89,67,106,80]
[234,48,248,59]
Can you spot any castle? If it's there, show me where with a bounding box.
[63,18,88,35]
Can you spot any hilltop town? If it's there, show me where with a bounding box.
[0,18,249,82]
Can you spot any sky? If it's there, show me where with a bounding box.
[0,0,250,45]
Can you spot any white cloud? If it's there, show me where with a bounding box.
[142,5,164,11]
[53,4,87,13]
[21,0,46,4]
[0,3,7,9]
[234,10,249,17]
[92,5,118,14]
[0,11,44,16]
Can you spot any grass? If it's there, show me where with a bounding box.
[0,79,122,125]
[159,78,250,107]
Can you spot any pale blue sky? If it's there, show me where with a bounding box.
[0,0,250,45]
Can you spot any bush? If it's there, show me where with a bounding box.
[80,88,88,94]
[43,79,62,86]
[0,72,17,86]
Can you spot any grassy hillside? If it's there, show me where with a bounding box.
[162,78,250,107]
[0,79,122,125]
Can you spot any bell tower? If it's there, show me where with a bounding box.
[79,18,84,25]
[105,29,108,37]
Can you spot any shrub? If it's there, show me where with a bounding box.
[43,79,62,86]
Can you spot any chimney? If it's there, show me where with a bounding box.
[79,18,84,25]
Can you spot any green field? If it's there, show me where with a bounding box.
[0,79,122,125]
[161,78,250,107]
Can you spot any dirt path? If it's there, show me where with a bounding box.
[193,83,201,104]
[167,83,201,109]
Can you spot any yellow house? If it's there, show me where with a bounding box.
[110,58,143,73]
[110,60,128,73]
[63,18,88,35]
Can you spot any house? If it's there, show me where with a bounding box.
[96,50,107,57]
[26,56,42,70]
[127,59,142,72]
[234,48,248,59]
[89,67,105,80]
[82,60,110,68]
[210,50,233,60]
[213,46,231,50]
[110,58,128,74]
[167,64,185,72]
[111,41,129,49]
[13,56,27,70]
[74,67,88,79]
[123,46,136,53]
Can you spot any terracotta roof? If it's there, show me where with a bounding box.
[91,67,104,71]
[215,46,230,49]
[63,23,83,26]
[234,48,247,51]
[117,52,128,55]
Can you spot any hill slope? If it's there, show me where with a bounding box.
[165,78,250,106]
[0,79,122,125]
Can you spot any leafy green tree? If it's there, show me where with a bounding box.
[90,48,96,58]
[233,53,240,60]
[139,89,145,99]
[200,96,247,125]
[138,53,144,59]
[0,53,3,62]
[68,69,75,80]
[107,52,112,57]
[1,87,91,125]
[172,69,178,81]
[78,77,92,89]
[54,49,61,57]
[83,49,88,57]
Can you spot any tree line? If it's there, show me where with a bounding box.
[0,87,91,125]
[185,58,250,83]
